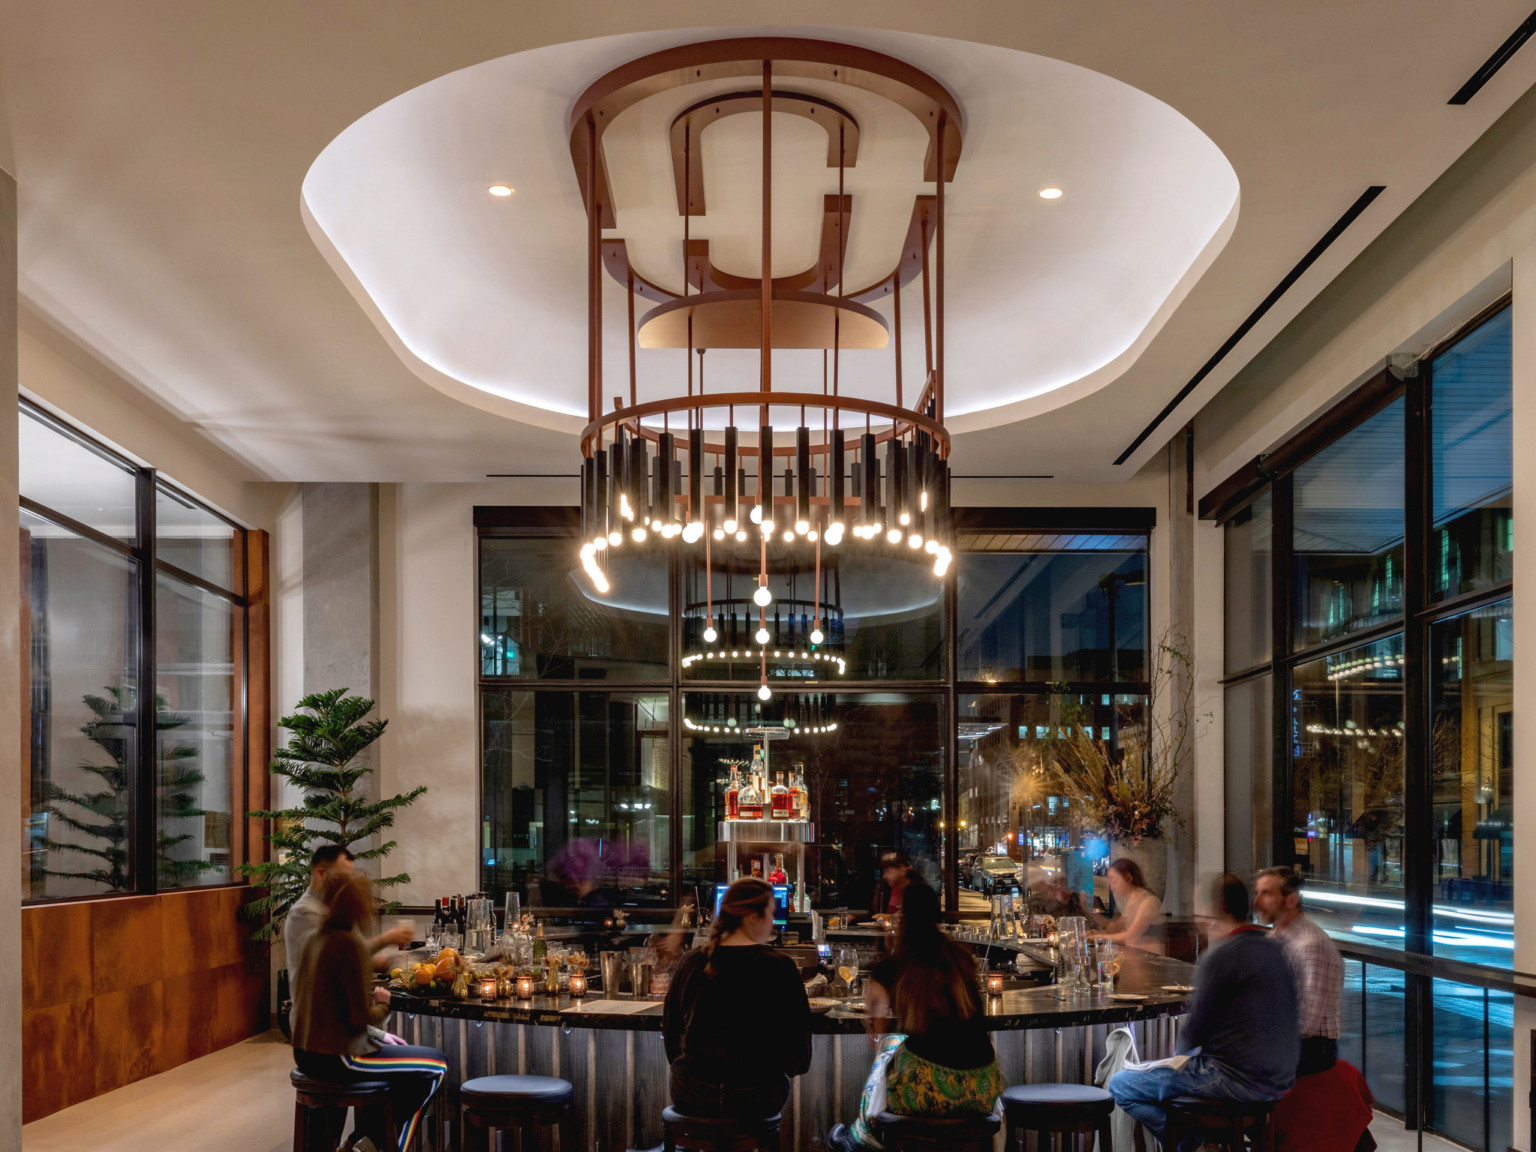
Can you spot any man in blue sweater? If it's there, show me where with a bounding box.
[1108,873,1299,1145]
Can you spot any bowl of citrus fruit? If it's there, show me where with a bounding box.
[391,948,463,997]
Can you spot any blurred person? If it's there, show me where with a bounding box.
[1092,858,1164,953]
[291,871,448,1152]
[664,877,812,1119]
[871,850,914,916]
[1028,873,1089,918]
[1108,873,1298,1146]
[1254,866,1342,1075]
[285,845,412,1044]
[828,883,1002,1152]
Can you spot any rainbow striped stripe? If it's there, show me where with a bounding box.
[341,1050,448,1152]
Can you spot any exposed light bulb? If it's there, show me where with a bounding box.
[810,627,824,645]
[753,584,773,607]
[795,519,810,535]
[909,534,923,549]
[682,522,704,543]
[588,568,610,593]
[825,522,844,545]
[755,627,771,645]
[758,683,772,702]
[934,546,952,576]
[735,530,747,542]
[713,528,725,540]
[783,531,795,543]
[593,536,607,551]
[925,539,939,554]
[886,528,902,544]
[920,491,929,511]
[608,531,622,546]
[632,526,648,542]
[723,518,738,534]
[807,529,819,542]
[899,512,911,526]
[749,505,763,524]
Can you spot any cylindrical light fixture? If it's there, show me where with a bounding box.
[860,432,879,531]
[723,425,739,532]
[795,425,812,532]
[829,432,846,541]
[759,424,774,531]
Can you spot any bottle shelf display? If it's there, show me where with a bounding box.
[720,743,814,912]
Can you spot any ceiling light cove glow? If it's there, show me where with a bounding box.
[488,185,515,197]
[1038,187,1064,200]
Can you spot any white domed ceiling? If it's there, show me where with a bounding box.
[302,27,1238,435]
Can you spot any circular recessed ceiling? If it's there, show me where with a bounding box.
[301,27,1237,434]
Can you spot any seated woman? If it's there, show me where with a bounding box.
[1092,858,1165,954]
[291,871,448,1152]
[830,883,1003,1151]
[663,877,813,1120]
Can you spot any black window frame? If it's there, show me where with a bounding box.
[20,398,251,903]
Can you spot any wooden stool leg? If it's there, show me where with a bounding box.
[1099,1118,1114,1152]
[558,1107,577,1152]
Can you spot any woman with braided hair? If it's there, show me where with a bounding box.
[662,877,813,1119]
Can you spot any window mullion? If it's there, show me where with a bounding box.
[134,467,159,895]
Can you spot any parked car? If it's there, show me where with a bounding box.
[970,854,1023,894]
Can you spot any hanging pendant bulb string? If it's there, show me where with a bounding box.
[811,535,824,646]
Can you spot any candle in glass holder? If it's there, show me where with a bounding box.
[479,977,498,1000]
[568,973,587,997]
[986,973,1005,997]
[515,975,535,1000]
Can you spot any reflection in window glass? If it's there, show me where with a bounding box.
[1363,965,1406,1114]
[19,406,138,542]
[157,484,240,593]
[1431,308,1512,602]
[22,510,140,899]
[1224,676,1271,877]
[1294,399,1404,648]
[1430,979,1512,1152]
[1291,635,1404,947]
[957,692,1144,914]
[957,549,1147,684]
[155,574,237,887]
[481,691,670,909]
[1430,600,1512,965]
[1224,492,1272,673]
[681,692,943,911]
[683,548,942,682]
[480,538,668,680]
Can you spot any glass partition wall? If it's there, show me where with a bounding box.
[1219,303,1513,1148]
[478,511,1151,914]
[20,401,252,901]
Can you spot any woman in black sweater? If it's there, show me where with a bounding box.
[663,877,813,1119]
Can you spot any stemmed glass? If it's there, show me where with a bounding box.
[834,945,860,997]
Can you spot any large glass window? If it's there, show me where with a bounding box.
[481,690,671,908]
[19,401,251,901]
[1429,600,1513,964]
[1431,308,1512,602]
[957,542,1147,684]
[1293,399,1405,649]
[22,510,140,899]
[480,537,667,680]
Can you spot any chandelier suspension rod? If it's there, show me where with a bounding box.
[936,112,946,424]
[586,113,601,425]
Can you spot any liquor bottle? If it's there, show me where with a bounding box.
[532,920,547,963]
[725,766,741,820]
[749,744,766,802]
[789,762,806,822]
[770,771,792,820]
[739,774,764,820]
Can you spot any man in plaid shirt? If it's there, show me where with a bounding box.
[1254,866,1343,1075]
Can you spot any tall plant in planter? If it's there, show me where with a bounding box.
[241,689,427,941]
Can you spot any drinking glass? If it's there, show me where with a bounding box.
[834,945,860,996]
[504,892,521,934]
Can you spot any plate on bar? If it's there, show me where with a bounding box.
[1107,993,1149,1002]
[1160,984,1195,993]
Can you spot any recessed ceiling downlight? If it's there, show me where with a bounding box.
[488,184,515,197]
[1038,187,1063,200]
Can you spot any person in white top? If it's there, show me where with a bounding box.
[284,845,414,1044]
[1093,858,1164,954]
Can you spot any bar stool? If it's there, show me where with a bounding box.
[1162,1096,1278,1152]
[290,1069,396,1152]
[1002,1083,1115,1152]
[876,1110,1002,1152]
[662,1106,782,1151]
[459,1074,576,1151]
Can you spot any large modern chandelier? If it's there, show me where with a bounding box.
[572,39,961,695]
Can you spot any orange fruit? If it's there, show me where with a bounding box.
[435,960,457,982]
[414,966,433,987]
[435,948,460,965]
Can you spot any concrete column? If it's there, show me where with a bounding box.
[301,483,382,816]
[1508,249,1536,1152]
[0,157,23,1152]
[1164,427,1198,916]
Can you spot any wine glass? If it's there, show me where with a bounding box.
[834,945,860,997]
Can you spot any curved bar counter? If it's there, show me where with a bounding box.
[387,948,1194,1152]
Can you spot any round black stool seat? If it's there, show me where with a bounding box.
[289,1069,392,1099]
[1002,1084,1115,1152]
[877,1111,1002,1152]
[662,1106,783,1151]
[460,1074,574,1106]
[1164,1095,1278,1152]
[460,1075,576,1152]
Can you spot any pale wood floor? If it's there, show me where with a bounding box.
[21,1031,1468,1152]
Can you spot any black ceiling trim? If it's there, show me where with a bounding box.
[1448,10,1536,104]
[474,506,580,531]
[1113,184,1386,468]
[954,506,1155,532]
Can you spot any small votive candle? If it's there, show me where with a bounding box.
[567,973,587,998]
[986,973,1005,997]
[515,975,535,1000]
